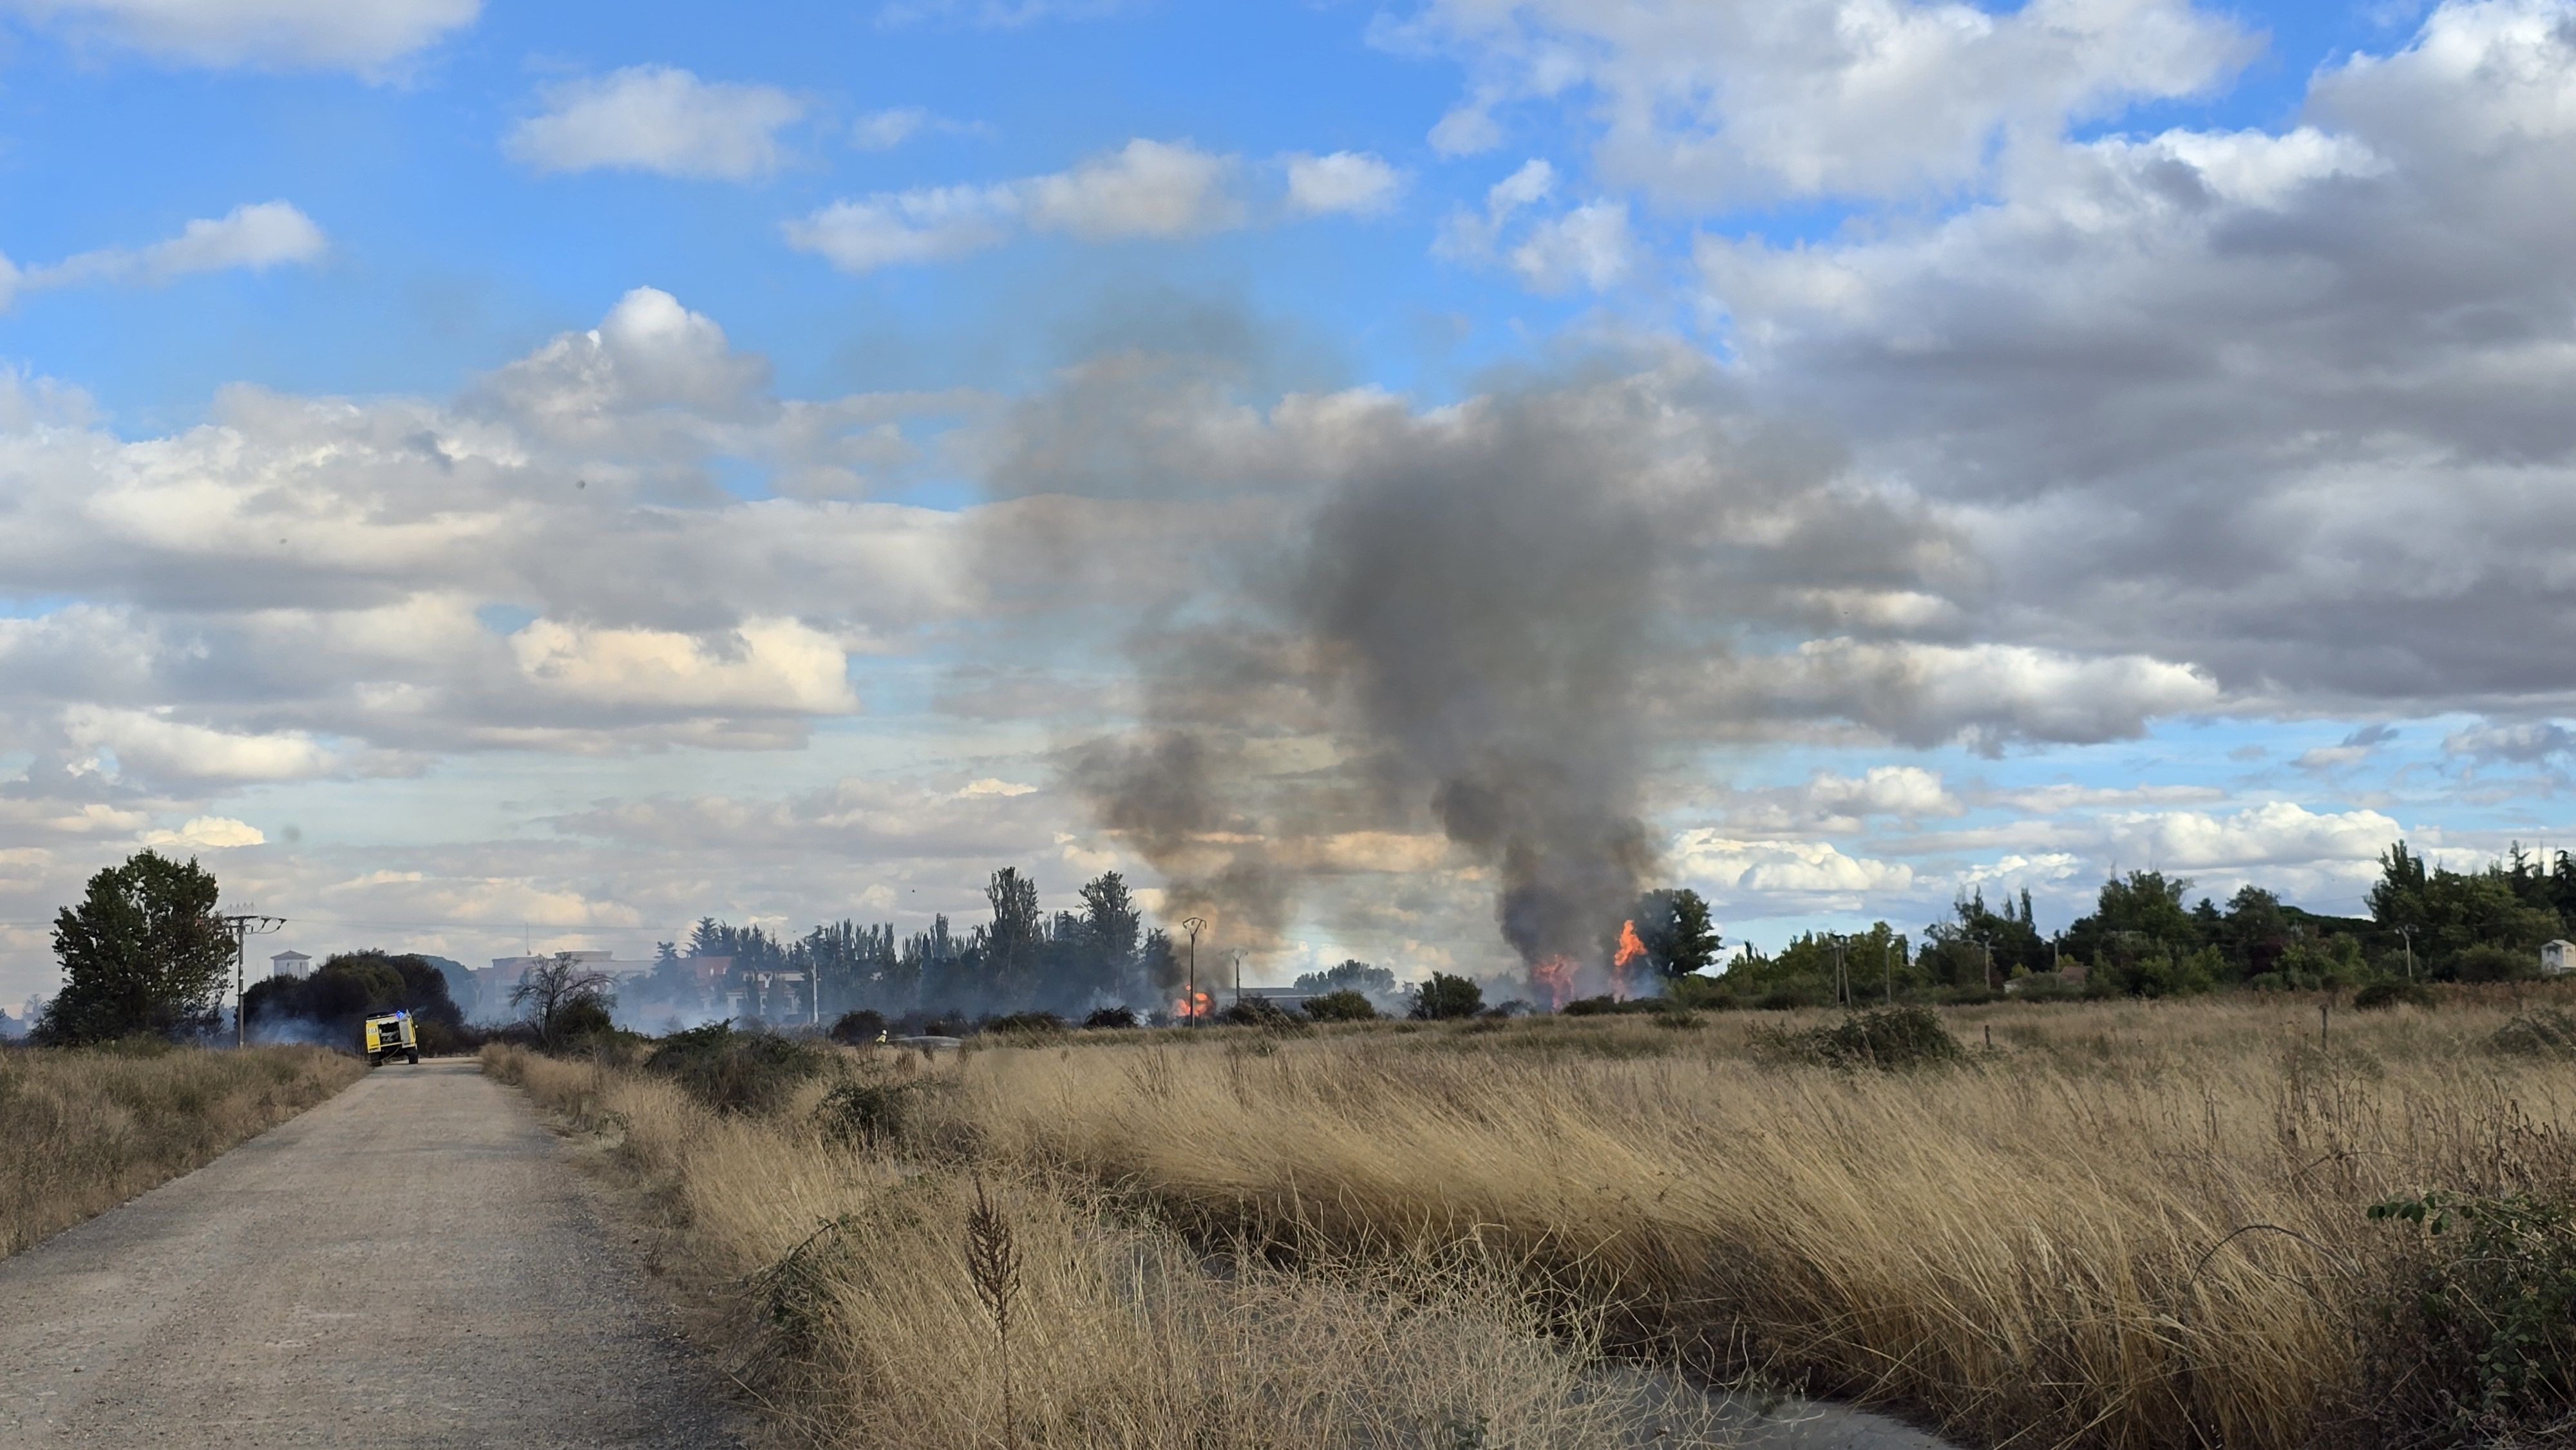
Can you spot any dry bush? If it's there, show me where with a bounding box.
[482,1040,1723,1449]
[0,1043,365,1257]
[936,995,2576,1450]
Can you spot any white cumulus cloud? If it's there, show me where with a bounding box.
[64,706,334,784]
[507,66,806,180]
[786,138,1242,274]
[1674,831,1916,896]
[3,202,325,306]
[508,617,859,716]
[1283,151,1407,216]
[1,0,478,71]
[1406,0,2252,202]
[139,815,265,849]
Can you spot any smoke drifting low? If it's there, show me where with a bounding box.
[1029,347,1951,984]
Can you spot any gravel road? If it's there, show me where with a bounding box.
[0,1057,747,1447]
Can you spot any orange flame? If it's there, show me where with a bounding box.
[1611,919,1647,998]
[1173,989,1213,1021]
[1531,956,1576,1010]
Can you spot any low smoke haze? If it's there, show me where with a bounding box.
[5,0,2576,1005]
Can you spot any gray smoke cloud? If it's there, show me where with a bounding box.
[1039,347,1957,985]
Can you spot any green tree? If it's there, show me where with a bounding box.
[35,851,232,1045]
[980,867,1043,999]
[2369,840,2563,977]
[244,950,467,1048]
[1293,959,1398,998]
[1630,888,1721,977]
[1920,888,2050,988]
[1719,923,1913,1003]
[1077,872,1140,967]
[2056,872,2201,977]
[1409,972,1484,1020]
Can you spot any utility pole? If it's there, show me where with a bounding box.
[1882,934,1893,1006]
[1830,934,1848,1008]
[1182,917,1206,1024]
[1233,948,1245,1010]
[2398,925,2416,982]
[220,912,285,1048]
[1976,934,1994,993]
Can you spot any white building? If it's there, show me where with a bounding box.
[2543,940,2573,977]
[270,950,311,979]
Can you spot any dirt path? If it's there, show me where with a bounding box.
[0,1058,746,1447]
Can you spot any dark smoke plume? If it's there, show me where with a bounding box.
[1041,350,1938,984]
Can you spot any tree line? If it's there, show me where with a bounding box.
[28,837,2562,1047]
[1723,840,2576,1005]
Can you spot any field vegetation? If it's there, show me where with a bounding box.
[484,1033,1726,1448]
[0,1042,366,1257]
[492,988,2576,1449]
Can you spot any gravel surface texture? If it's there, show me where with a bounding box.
[0,1057,747,1447]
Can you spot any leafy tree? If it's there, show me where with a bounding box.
[35,851,231,1044]
[2054,873,2199,981]
[2369,840,2562,977]
[979,867,1043,999]
[1629,888,1721,977]
[1920,887,2051,988]
[1409,972,1484,1020]
[245,950,466,1048]
[1077,872,1141,975]
[1137,928,1180,994]
[1719,923,1913,1003]
[1303,989,1380,1021]
[1293,959,1398,999]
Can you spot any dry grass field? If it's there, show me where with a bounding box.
[491,989,2576,1449]
[486,1039,1729,1448]
[0,1042,366,1257]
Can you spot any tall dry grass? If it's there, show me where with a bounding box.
[939,995,2576,1449]
[483,1040,1728,1449]
[0,1042,366,1257]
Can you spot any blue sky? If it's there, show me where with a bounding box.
[5,0,2576,1006]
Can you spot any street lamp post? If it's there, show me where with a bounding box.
[2398,925,2416,982]
[1183,917,1206,1024]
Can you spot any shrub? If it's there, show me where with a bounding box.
[2363,1191,2576,1438]
[2456,943,2538,983]
[1410,974,1484,1021]
[1302,990,1378,1022]
[2489,1008,2576,1058]
[551,996,616,1044]
[644,1022,830,1116]
[829,1009,889,1045]
[1561,995,1679,1017]
[984,1012,1066,1037]
[1663,974,1737,1011]
[2353,979,2436,1011]
[1217,997,1303,1029]
[1083,1006,1139,1029]
[815,1062,922,1147]
[1757,1006,1965,1071]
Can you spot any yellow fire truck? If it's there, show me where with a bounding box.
[363,1010,420,1065]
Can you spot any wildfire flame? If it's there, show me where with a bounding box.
[1531,956,1576,1010]
[1611,918,1647,998]
[1173,989,1213,1021]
